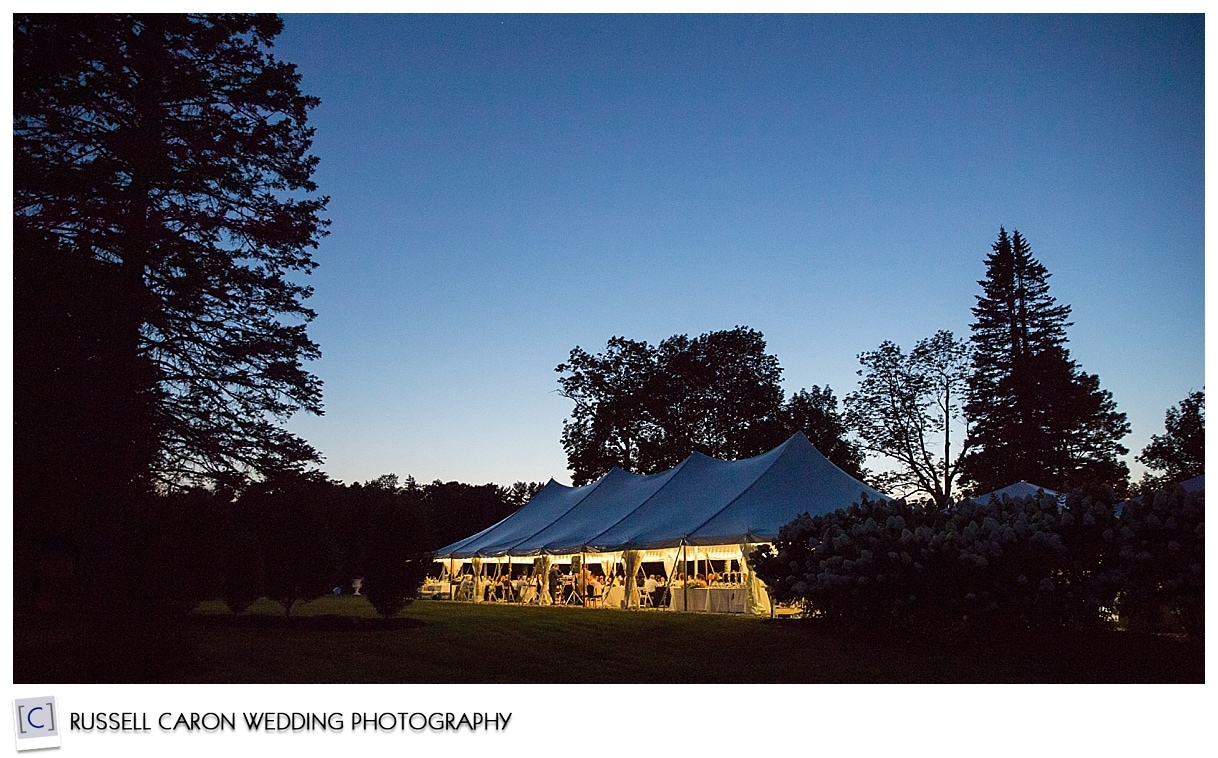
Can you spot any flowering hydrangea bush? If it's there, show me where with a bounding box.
[752,483,1203,637]
[1110,486,1204,636]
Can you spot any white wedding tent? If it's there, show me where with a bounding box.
[433,432,886,614]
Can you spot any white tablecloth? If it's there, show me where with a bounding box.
[421,580,451,598]
[667,586,745,613]
[602,586,625,608]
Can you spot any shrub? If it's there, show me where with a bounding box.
[363,554,432,618]
[1112,485,1204,637]
[753,483,1202,638]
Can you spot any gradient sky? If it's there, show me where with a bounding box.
[272,14,1204,489]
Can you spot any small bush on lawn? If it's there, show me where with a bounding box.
[363,555,432,618]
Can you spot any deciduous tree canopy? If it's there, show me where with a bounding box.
[557,327,863,484]
[782,386,866,481]
[845,330,971,505]
[1138,390,1204,485]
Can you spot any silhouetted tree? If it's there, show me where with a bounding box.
[501,481,545,509]
[423,481,518,551]
[1138,390,1205,486]
[781,386,867,480]
[643,328,787,471]
[559,327,856,484]
[961,228,1129,494]
[360,495,432,618]
[129,487,231,616]
[556,336,661,482]
[844,331,971,505]
[335,475,429,589]
[241,471,338,616]
[14,14,329,609]
[222,527,263,616]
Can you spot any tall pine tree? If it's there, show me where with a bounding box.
[962,228,1130,494]
[15,15,328,613]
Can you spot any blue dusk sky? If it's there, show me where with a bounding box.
[272,14,1204,489]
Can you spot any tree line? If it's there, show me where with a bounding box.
[558,228,1203,503]
[33,471,539,618]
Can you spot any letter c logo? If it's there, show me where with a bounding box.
[26,706,44,730]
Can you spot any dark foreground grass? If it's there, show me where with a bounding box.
[15,597,1203,683]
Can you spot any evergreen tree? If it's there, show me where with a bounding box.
[962,228,1129,494]
[16,14,327,493]
[15,14,328,610]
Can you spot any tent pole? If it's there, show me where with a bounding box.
[617,550,623,609]
[682,541,688,613]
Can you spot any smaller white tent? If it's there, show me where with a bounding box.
[972,481,1061,503]
[1180,474,1205,492]
[1113,473,1204,516]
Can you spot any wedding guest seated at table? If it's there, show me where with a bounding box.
[644,574,657,604]
[655,576,669,606]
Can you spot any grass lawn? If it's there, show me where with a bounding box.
[15,597,1203,683]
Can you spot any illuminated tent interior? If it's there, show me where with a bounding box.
[432,432,887,614]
